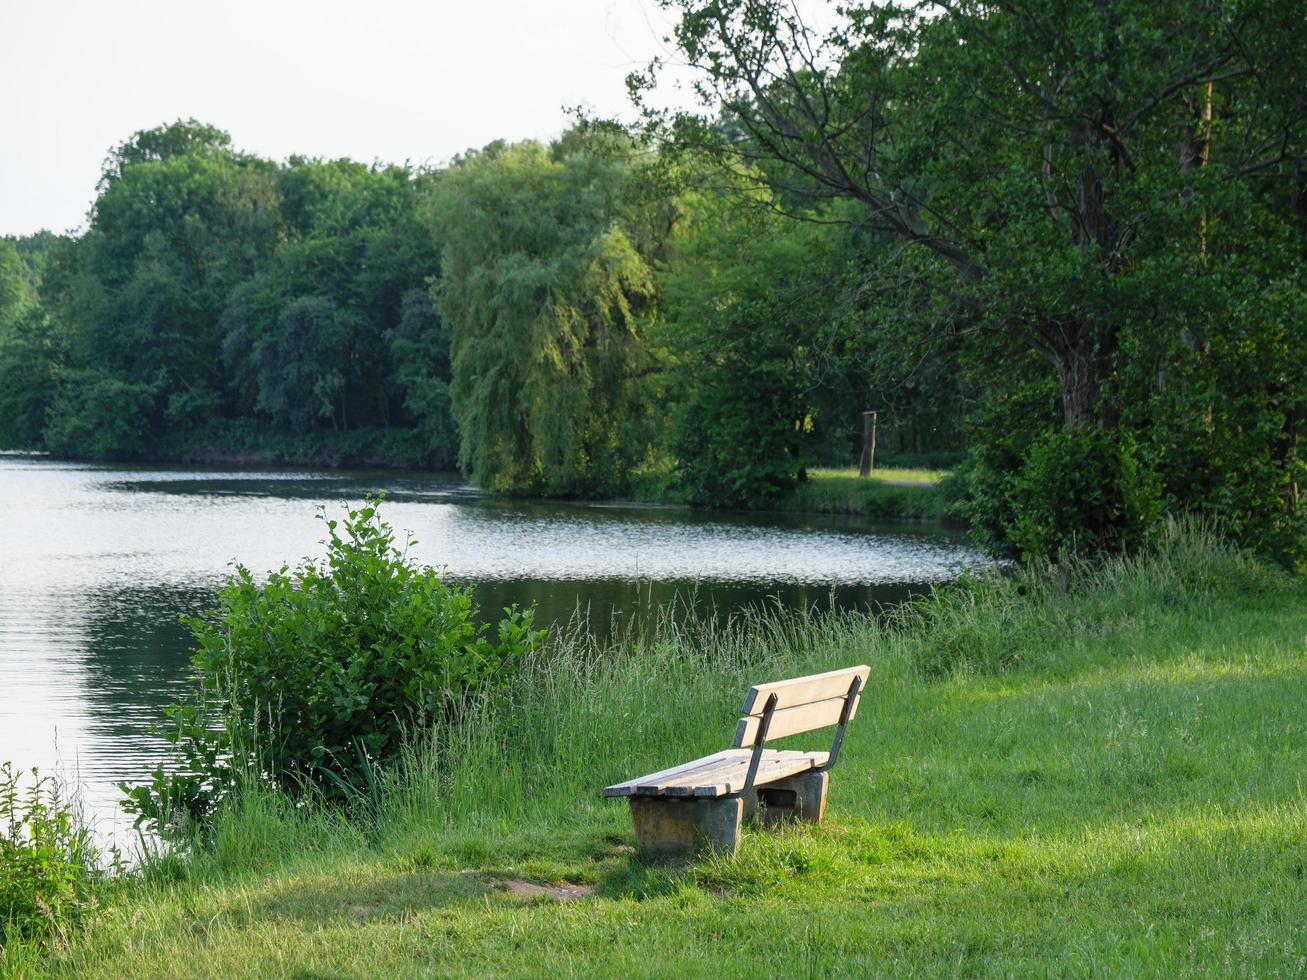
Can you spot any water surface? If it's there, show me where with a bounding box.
[0,457,988,839]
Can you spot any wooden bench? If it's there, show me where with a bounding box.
[603,664,869,857]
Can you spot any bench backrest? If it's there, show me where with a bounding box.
[732,665,870,748]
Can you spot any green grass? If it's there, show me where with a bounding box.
[8,523,1307,977]
[782,467,951,519]
[809,466,948,484]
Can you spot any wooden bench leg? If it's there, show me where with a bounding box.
[628,797,743,858]
[753,770,828,827]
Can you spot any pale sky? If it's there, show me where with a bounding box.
[0,0,695,237]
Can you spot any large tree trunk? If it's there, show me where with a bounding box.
[1048,319,1120,430]
[1053,336,1100,430]
[1048,123,1123,431]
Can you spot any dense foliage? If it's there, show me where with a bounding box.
[660,186,857,506]
[0,117,951,496]
[0,764,100,949]
[122,501,542,829]
[434,133,666,495]
[1,123,453,467]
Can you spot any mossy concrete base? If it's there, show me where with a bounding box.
[628,771,830,858]
[750,770,828,826]
[629,796,744,858]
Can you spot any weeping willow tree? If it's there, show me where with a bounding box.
[434,130,664,496]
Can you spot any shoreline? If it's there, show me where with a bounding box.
[3,450,959,525]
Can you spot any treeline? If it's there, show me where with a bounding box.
[0,123,454,468]
[2,0,1305,565]
[0,121,959,496]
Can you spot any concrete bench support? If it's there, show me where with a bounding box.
[628,770,829,859]
[629,796,744,858]
[750,769,828,827]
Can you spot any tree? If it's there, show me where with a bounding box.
[0,234,77,450]
[434,131,663,496]
[639,0,1307,560]
[45,122,282,454]
[660,178,860,505]
[24,124,447,461]
[248,296,364,431]
[0,240,33,324]
[640,0,1305,425]
[98,119,232,188]
[388,288,458,467]
[220,159,443,436]
[0,307,61,450]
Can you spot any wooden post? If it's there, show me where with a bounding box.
[858,411,878,476]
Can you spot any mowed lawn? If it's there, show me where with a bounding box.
[782,468,950,519]
[21,549,1307,977]
[807,466,949,485]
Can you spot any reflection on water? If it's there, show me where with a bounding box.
[0,585,204,792]
[0,457,989,841]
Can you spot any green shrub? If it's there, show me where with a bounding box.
[1005,429,1162,561]
[935,467,972,525]
[0,763,100,948]
[123,499,543,830]
[671,380,811,509]
[41,370,156,458]
[964,399,1164,563]
[958,380,1062,556]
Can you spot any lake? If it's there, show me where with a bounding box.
[0,455,989,840]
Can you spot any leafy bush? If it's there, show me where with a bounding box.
[42,370,156,458]
[1005,429,1162,561]
[123,499,542,830]
[934,467,972,526]
[672,382,811,509]
[962,381,1163,562]
[1,763,100,948]
[957,380,1058,555]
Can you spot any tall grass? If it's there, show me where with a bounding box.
[894,517,1290,677]
[0,765,106,966]
[104,597,871,888]
[372,602,879,857]
[164,517,1292,877]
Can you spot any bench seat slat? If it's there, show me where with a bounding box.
[741,665,870,715]
[652,750,814,796]
[604,749,827,799]
[681,752,828,798]
[602,751,749,798]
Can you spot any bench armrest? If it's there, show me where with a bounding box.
[740,692,779,797]
[817,675,862,773]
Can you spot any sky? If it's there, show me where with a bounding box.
[0,0,695,237]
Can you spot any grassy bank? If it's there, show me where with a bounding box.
[8,525,1307,976]
[780,467,951,520]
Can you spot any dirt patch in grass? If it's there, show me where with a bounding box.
[487,877,595,901]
